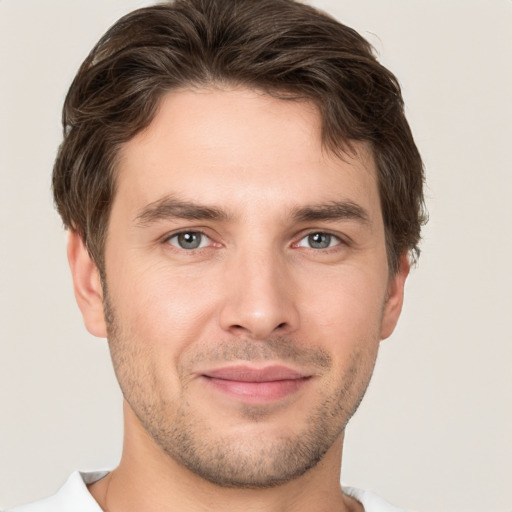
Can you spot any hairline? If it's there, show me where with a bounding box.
[90,82,396,275]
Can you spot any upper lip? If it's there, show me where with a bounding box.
[202,365,308,382]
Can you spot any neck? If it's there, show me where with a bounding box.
[88,402,362,512]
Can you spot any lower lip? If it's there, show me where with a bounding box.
[204,377,310,403]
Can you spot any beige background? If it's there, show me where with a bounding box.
[1,1,511,510]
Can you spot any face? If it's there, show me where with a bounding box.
[71,87,408,488]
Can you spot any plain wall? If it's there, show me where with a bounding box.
[1,1,511,510]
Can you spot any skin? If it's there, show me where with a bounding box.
[68,87,409,512]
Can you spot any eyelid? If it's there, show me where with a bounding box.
[163,228,221,250]
[160,228,348,251]
[292,230,347,249]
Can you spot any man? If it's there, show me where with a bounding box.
[9,0,425,510]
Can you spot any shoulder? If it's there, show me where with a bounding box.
[343,485,413,512]
[6,471,109,512]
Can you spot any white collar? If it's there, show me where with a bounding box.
[9,471,408,512]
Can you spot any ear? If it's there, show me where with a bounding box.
[380,253,410,340]
[67,231,108,338]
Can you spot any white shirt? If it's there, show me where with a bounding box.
[7,471,408,512]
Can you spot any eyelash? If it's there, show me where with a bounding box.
[293,231,344,251]
[165,230,216,250]
[163,229,346,252]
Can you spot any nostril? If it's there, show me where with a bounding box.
[230,324,248,334]
[228,322,289,338]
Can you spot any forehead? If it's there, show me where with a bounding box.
[115,87,380,219]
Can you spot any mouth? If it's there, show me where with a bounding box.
[200,365,312,403]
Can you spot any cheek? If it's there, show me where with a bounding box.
[108,261,220,355]
[300,266,387,348]
[105,267,218,401]
[311,276,384,409]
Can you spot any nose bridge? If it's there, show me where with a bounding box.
[219,239,299,339]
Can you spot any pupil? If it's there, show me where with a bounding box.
[178,232,201,249]
[309,233,330,249]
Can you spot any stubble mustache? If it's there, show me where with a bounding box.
[180,336,333,377]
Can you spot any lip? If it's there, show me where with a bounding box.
[201,365,311,403]
[204,365,306,382]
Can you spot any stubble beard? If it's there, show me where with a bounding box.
[103,292,379,489]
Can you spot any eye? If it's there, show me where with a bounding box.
[296,232,341,249]
[167,231,211,250]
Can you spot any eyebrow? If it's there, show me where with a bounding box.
[290,200,371,226]
[134,195,370,228]
[135,195,229,226]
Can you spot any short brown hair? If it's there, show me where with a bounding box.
[53,0,426,273]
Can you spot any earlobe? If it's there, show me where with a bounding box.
[380,253,410,340]
[67,231,108,338]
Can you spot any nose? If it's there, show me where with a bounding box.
[219,248,300,340]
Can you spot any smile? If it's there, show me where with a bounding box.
[201,365,312,403]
